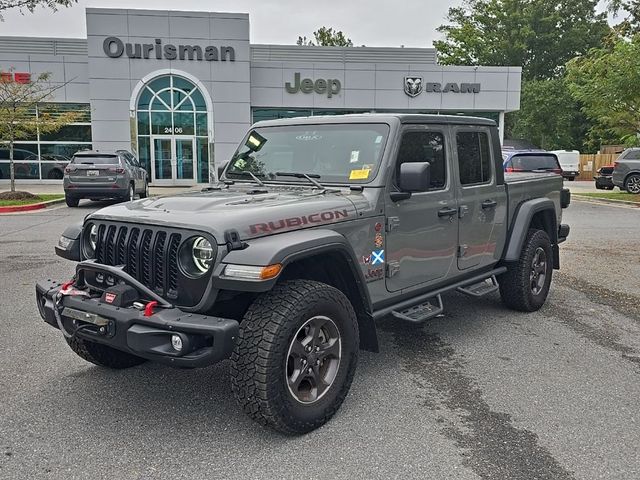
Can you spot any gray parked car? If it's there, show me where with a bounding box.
[63,150,149,207]
[612,148,640,193]
[39,114,570,434]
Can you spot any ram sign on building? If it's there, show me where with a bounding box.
[0,8,522,185]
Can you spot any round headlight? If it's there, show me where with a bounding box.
[89,224,98,251]
[83,223,98,258]
[192,237,214,273]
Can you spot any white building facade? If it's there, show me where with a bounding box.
[0,8,521,185]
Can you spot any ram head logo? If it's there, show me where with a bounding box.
[404,76,423,97]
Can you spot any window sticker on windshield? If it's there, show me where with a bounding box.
[349,168,371,180]
[350,151,360,163]
[375,136,383,144]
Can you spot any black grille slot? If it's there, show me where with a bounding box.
[95,224,106,263]
[115,226,128,266]
[153,231,167,293]
[127,228,140,277]
[140,230,153,288]
[104,226,116,266]
[167,234,181,298]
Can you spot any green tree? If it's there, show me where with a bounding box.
[0,70,81,192]
[566,34,640,146]
[435,0,609,80]
[435,0,610,151]
[0,0,76,19]
[297,27,353,47]
[510,78,589,150]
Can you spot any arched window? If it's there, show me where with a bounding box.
[136,75,210,183]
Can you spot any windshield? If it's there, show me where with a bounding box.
[71,155,119,165]
[226,123,390,184]
[510,154,560,170]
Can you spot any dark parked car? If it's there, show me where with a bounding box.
[63,150,148,207]
[502,150,563,175]
[612,148,640,194]
[594,165,616,190]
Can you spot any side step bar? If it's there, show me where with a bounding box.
[457,275,499,297]
[373,267,507,323]
[391,294,443,323]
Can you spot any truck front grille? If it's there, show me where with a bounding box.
[94,224,182,300]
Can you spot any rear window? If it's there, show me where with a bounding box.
[71,155,119,165]
[510,154,560,170]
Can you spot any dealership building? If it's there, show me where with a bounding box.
[0,8,522,185]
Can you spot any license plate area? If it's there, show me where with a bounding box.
[87,170,100,176]
[62,307,110,326]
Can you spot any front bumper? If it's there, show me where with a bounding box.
[35,264,238,368]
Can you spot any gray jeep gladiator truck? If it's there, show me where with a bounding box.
[36,114,570,434]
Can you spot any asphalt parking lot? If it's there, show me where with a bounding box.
[1,198,639,480]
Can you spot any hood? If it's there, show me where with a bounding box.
[87,184,360,243]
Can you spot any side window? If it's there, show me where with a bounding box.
[626,150,640,160]
[396,130,446,190]
[456,131,492,185]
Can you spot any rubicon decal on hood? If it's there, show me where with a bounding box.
[249,209,349,235]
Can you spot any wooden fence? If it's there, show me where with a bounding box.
[577,154,619,180]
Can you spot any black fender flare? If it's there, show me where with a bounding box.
[503,198,558,262]
[214,229,371,308]
[214,229,378,352]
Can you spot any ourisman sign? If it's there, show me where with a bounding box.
[103,37,236,61]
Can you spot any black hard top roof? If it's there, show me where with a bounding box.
[253,113,497,128]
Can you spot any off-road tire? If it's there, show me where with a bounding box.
[65,336,146,369]
[65,195,79,207]
[230,279,359,434]
[499,228,553,312]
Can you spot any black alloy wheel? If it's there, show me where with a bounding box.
[286,315,342,404]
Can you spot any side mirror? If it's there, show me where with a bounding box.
[398,162,431,192]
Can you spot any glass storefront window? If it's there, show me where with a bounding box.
[0,162,40,180]
[40,124,91,142]
[136,75,209,183]
[40,143,91,159]
[197,137,209,183]
[151,111,173,135]
[137,111,150,135]
[196,113,207,136]
[0,103,91,181]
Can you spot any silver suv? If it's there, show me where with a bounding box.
[63,150,149,207]
[612,148,640,194]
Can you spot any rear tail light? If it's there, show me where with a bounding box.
[614,162,619,168]
[505,167,523,173]
[108,167,125,174]
[552,168,563,174]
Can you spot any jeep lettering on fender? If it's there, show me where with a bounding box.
[37,114,569,435]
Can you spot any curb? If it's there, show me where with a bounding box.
[572,194,640,207]
[0,197,65,214]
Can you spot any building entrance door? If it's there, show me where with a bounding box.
[151,136,196,185]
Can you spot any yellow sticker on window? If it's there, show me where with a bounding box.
[349,168,371,180]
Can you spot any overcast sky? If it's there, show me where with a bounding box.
[0,0,459,47]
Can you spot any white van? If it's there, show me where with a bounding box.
[550,150,580,181]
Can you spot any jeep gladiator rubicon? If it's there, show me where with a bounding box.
[36,114,570,434]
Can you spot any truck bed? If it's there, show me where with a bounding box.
[504,172,564,228]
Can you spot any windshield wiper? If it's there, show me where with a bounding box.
[235,170,266,187]
[275,172,325,190]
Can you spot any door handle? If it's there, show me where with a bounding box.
[438,207,458,217]
[481,199,498,209]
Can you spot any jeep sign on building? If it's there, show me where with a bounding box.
[0,7,521,185]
